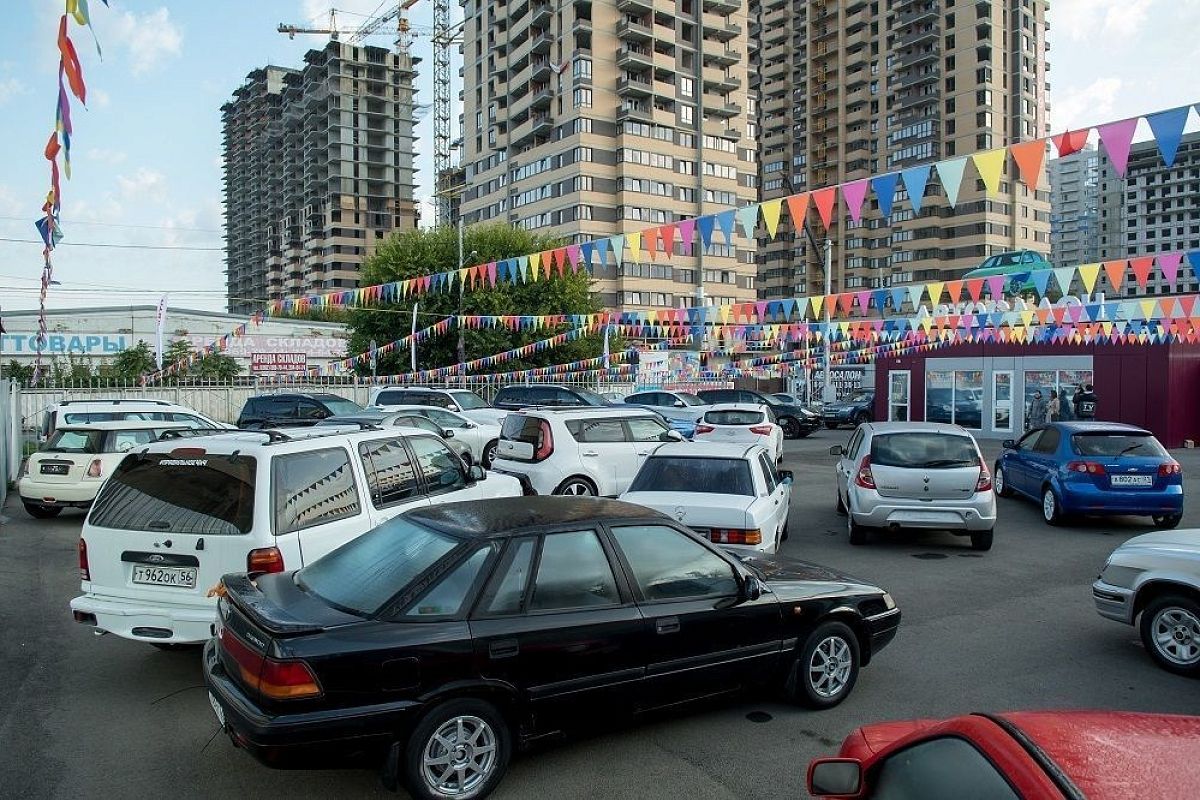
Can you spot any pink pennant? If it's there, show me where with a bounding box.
[1157,251,1183,286]
[566,245,581,270]
[986,276,1005,300]
[677,218,696,254]
[1097,118,1140,177]
[841,179,870,223]
[855,291,871,313]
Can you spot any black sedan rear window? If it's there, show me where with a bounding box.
[704,410,764,426]
[871,433,979,469]
[1072,433,1167,458]
[629,456,754,496]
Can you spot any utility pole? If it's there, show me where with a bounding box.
[410,302,418,372]
[457,218,466,364]
[823,237,833,405]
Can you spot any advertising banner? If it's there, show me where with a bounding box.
[251,352,307,374]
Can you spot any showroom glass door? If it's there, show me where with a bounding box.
[992,371,1013,433]
[888,371,910,421]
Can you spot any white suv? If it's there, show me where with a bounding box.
[492,407,683,496]
[70,426,521,646]
[39,398,230,442]
[368,386,506,426]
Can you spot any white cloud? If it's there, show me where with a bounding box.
[1053,0,1155,41]
[0,184,23,216]
[91,88,111,108]
[108,8,183,76]
[0,76,26,106]
[85,148,127,166]
[116,168,168,201]
[1053,77,1123,132]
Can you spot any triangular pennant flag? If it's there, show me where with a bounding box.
[785,193,810,227]
[966,278,984,302]
[1052,129,1090,158]
[1129,256,1154,288]
[761,198,783,238]
[644,227,658,261]
[1158,251,1183,286]
[1009,139,1047,191]
[890,287,908,310]
[715,209,736,245]
[677,217,696,254]
[812,187,838,228]
[660,223,676,259]
[1031,270,1051,296]
[945,280,964,304]
[809,295,824,319]
[1102,259,1126,292]
[841,179,870,223]
[594,238,609,266]
[627,231,642,262]
[925,282,944,306]
[1188,250,1200,281]
[935,157,970,207]
[985,275,1006,300]
[872,289,889,312]
[1053,267,1075,295]
[1147,106,1191,168]
[736,204,759,240]
[907,284,924,310]
[609,234,625,265]
[837,293,854,316]
[1097,118,1140,177]
[696,215,716,248]
[1078,263,1101,294]
[901,165,931,213]
[871,173,899,218]
[972,148,1007,195]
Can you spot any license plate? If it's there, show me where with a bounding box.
[1110,475,1153,487]
[131,565,197,588]
[208,692,226,729]
[40,463,69,475]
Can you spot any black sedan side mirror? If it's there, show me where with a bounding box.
[829,445,846,456]
[739,575,763,602]
[442,429,456,439]
[1002,439,1016,450]
[466,464,486,482]
[808,759,863,797]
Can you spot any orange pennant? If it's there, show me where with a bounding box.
[1103,259,1126,291]
[1009,139,1047,190]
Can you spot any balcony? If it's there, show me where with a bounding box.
[897,44,940,67]
[530,2,551,26]
[703,47,741,67]
[617,102,654,123]
[702,19,742,42]
[510,112,554,147]
[707,100,742,118]
[617,74,654,97]
[703,0,740,12]
[531,30,553,54]
[702,66,742,92]
[572,16,593,34]
[895,26,939,50]
[616,17,654,42]
[894,6,938,28]
[892,89,939,112]
[531,57,552,82]
[617,0,654,12]
[529,85,553,110]
[889,66,940,90]
[617,45,654,71]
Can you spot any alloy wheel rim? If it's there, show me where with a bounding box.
[1043,490,1055,520]
[1151,607,1200,665]
[422,715,498,797]
[483,444,496,468]
[562,481,592,496]
[995,468,1005,494]
[808,635,853,698]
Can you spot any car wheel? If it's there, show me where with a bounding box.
[780,416,801,439]
[23,503,62,519]
[1139,595,1200,677]
[1153,513,1183,529]
[555,477,597,496]
[482,440,498,469]
[848,513,868,546]
[788,620,861,709]
[1041,486,1062,526]
[401,698,511,800]
[970,529,994,551]
[824,421,839,430]
[993,465,1013,498]
[853,412,870,426]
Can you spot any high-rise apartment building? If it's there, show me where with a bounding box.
[1048,144,1099,269]
[458,0,758,313]
[754,0,1052,304]
[1096,132,1200,297]
[222,42,419,315]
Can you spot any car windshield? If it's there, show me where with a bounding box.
[704,409,765,426]
[321,398,365,416]
[574,388,609,405]
[449,391,489,410]
[89,453,257,535]
[871,433,979,468]
[44,429,104,453]
[295,516,466,616]
[628,456,754,496]
[1072,433,1168,458]
[676,393,705,406]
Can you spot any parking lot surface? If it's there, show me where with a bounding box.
[3,432,1200,798]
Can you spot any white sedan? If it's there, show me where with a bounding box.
[620,441,793,554]
[367,404,501,467]
[693,403,784,464]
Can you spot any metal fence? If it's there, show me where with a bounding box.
[1,380,17,509]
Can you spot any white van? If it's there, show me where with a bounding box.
[70,426,522,646]
[40,398,230,442]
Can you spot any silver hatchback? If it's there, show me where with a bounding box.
[831,422,997,550]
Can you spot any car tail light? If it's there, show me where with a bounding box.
[1067,461,1107,475]
[854,455,876,489]
[975,460,992,492]
[247,547,285,575]
[219,627,321,700]
[695,423,715,435]
[170,447,207,458]
[749,425,774,435]
[85,459,104,478]
[533,420,554,462]
[708,528,762,546]
[79,538,90,582]
[1159,461,1182,477]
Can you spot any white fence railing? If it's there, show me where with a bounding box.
[1,380,17,509]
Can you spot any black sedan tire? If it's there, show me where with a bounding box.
[23,503,62,519]
[970,529,994,551]
[787,620,861,709]
[402,697,512,800]
[1139,595,1200,677]
[825,421,840,430]
[1153,513,1183,530]
[853,412,871,425]
[482,440,498,469]
[780,416,801,439]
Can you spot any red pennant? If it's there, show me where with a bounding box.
[1053,130,1089,158]
[1129,256,1154,288]
[837,293,854,316]
[660,223,676,259]
[812,187,838,228]
[966,278,985,302]
[57,16,86,103]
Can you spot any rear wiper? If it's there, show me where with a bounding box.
[918,459,975,468]
[1118,443,1144,456]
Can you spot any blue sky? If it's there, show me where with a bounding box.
[0,0,1197,314]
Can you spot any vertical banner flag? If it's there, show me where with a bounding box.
[155,294,167,369]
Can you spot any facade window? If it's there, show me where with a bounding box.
[573,88,593,108]
[680,76,694,98]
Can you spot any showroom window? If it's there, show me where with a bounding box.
[1022,369,1093,429]
[925,370,984,429]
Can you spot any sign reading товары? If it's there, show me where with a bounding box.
[0,333,346,359]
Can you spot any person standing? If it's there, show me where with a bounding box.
[1048,389,1061,422]
[1028,391,1048,430]
[1074,383,1098,420]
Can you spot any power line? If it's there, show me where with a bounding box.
[0,215,222,233]
[0,237,222,252]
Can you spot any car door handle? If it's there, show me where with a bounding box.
[637,450,652,456]
[488,639,519,659]
[582,451,599,457]
[656,617,680,635]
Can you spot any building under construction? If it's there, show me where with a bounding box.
[222,41,419,315]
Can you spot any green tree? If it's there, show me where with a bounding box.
[160,338,241,382]
[105,340,156,382]
[3,360,34,386]
[346,224,611,374]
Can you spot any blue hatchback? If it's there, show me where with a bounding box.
[995,422,1184,528]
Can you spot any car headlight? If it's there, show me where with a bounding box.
[882,592,896,610]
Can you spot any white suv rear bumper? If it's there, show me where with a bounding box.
[71,592,217,644]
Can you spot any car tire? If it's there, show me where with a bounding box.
[1153,513,1183,529]
[1041,486,1063,526]
[1139,595,1200,677]
[848,514,868,546]
[23,503,62,519]
[554,476,597,496]
[401,697,512,800]
[825,421,839,430]
[780,416,801,439]
[787,620,861,709]
[482,440,498,469]
[853,412,870,426]
[970,529,994,551]
[994,465,1013,498]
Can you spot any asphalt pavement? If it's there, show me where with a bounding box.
[3,432,1200,799]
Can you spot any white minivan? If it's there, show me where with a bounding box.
[70,426,522,646]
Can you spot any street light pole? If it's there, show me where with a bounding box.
[410,302,418,372]
[823,237,833,404]
[457,217,466,365]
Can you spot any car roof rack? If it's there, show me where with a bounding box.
[59,398,172,406]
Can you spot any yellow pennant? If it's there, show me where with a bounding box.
[1077,263,1101,294]
[972,147,1008,195]
[809,295,824,319]
[925,282,944,305]
[761,199,783,239]
[627,231,642,262]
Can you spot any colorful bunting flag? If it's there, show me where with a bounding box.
[972,148,1008,195]
[901,165,930,214]
[1097,117,1140,177]
[812,186,837,228]
[871,173,899,218]
[841,179,870,223]
[936,157,970,207]
[1146,106,1191,168]
[1009,139,1047,190]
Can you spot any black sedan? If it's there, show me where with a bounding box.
[204,497,900,800]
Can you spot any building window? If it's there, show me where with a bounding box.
[680,76,694,98]
[573,87,593,108]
